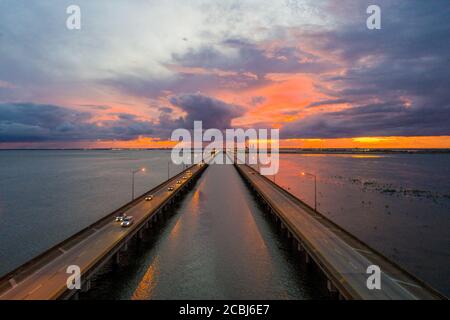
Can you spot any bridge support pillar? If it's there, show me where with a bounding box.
[121,242,128,252]
[81,279,91,293]
[115,252,121,265]
[327,280,337,293]
[297,242,304,252]
[138,229,144,240]
[305,253,310,264]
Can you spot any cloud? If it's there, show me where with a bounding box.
[0,103,155,142]
[0,94,245,143]
[306,99,349,108]
[168,93,245,129]
[172,37,337,80]
[250,96,267,106]
[283,101,450,138]
[282,0,450,138]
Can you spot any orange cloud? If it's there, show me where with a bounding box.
[215,73,331,128]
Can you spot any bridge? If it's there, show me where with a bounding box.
[0,162,208,300]
[234,161,445,300]
[0,151,446,300]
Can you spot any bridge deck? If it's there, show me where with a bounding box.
[0,163,207,300]
[235,163,445,300]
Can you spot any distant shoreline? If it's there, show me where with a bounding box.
[1,148,449,154]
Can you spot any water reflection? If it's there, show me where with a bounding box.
[132,257,159,300]
[84,163,326,299]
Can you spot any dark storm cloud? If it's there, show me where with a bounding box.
[283,101,450,139]
[101,65,267,101]
[0,94,246,142]
[0,103,155,142]
[168,93,245,129]
[283,0,450,138]
[158,106,173,114]
[173,38,336,79]
[305,99,350,108]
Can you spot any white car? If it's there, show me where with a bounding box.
[167,186,174,191]
[176,180,182,184]
[145,195,153,201]
[121,216,134,228]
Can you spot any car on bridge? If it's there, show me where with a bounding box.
[167,186,174,191]
[145,195,154,201]
[176,180,182,184]
[120,216,134,228]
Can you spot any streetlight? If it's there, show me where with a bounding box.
[301,171,317,211]
[167,161,171,180]
[132,167,146,200]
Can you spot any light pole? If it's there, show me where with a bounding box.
[132,167,146,200]
[301,171,317,211]
[167,161,170,180]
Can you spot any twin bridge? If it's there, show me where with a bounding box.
[0,152,446,300]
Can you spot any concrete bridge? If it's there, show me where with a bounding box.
[0,162,208,300]
[234,162,445,300]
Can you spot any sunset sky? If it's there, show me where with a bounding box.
[0,0,449,149]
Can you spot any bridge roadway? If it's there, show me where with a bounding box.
[234,162,446,300]
[0,162,208,300]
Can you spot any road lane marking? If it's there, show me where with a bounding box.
[389,276,422,289]
[28,284,43,295]
[354,248,372,255]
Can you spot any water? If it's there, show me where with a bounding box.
[0,150,185,275]
[0,150,449,297]
[83,163,325,299]
[261,153,450,296]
